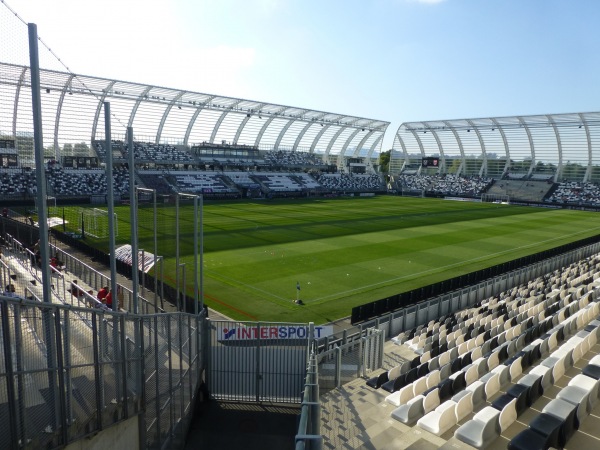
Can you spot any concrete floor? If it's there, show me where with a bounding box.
[184,400,300,450]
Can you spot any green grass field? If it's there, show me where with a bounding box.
[52,196,600,324]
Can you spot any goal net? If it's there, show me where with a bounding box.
[79,208,118,238]
[401,189,425,198]
[34,196,57,213]
[481,193,510,204]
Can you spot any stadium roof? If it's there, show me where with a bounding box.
[0,62,389,165]
[391,112,600,182]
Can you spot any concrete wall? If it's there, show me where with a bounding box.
[65,416,139,450]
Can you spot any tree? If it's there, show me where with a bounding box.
[73,142,90,155]
[379,149,391,173]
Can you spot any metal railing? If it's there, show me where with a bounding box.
[295,342,322,450]
[0,294,142,449]
[4,233,164,314]
[141,312,204,449]
[0,292,204,450]
[316,328,384,395]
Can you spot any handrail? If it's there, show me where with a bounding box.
[295,341,322,450]
[50,242,164,313]
[4,233,163,313]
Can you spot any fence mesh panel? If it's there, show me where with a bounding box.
[0,295,202,450]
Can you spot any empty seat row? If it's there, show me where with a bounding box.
[509,336,600,449]
[453,301,600,448]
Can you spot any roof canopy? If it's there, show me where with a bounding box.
[0,62,389,166]
[391,112,600,182]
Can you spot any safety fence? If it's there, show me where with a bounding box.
[316,328,384,395]
[141,311,204,449]
[295,342,322,450]
[0,292,203,450]
[3,230,163,314]
[0,294,142,449]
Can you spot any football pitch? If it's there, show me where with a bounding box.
[60,196,600,324]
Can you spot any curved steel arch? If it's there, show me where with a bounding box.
[365,134,384,171]
[546,115,563,182]
[210,100,243,144]
[310,124,333,161]
[156,91,185,144]
[91,80,116,142]
[425,124,444,174]
[292,113,327,152]
[393,129,409,171]
[466,120,486,177]
[517,116,535,176]
[274,117,298,150]
[409,128,425,159]
[325,127,347,170]
[183,96,216,146]
[12,66,28,137]
[254,106,290,148]
[53,73,75,159]
[128,85,152,128]
[393,112,600,181]
[233,102,266,145]
[580,112,593,182]
[339,128,362,161]
[490,118,511,176]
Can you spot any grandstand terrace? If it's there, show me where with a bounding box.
[47,165,130,197]
[396,174,492,198]
[317,173,384,192]
[546,181,600,207]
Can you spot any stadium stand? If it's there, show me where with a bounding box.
[546,181,600,206]
[264,150,324,167]
[136,170,175,194]
[252,173,304,193]
[486,179,554,203]
[396,174,492,197]
[0,167,37,197]
[128,141,196,164]
[320,252,600,449]
[170,172,240,198]
[47,166,130,196]
[317,173,383,191]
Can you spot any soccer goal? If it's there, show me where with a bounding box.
[34,196,57,213]
[401,189,425,198]
[79,208,118,238]
[481,193,510,204]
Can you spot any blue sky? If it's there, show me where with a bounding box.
[5,0,600,151]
